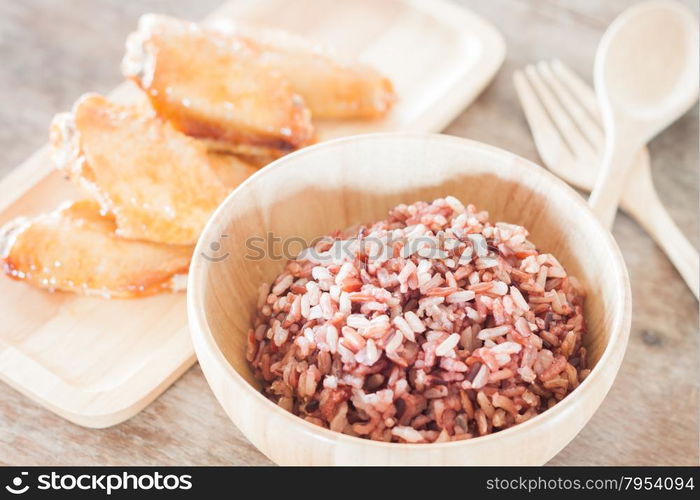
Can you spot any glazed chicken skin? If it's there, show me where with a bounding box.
[209,18,396,119]
[50,93,234,246]
[207,152,259,189]
[122,14,315,159]
[0,200,192,298]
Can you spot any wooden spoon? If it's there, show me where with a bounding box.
[589,0,699,230]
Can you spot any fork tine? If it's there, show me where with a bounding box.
[550,59,603,123]
[513,69,574,169]
[524,64,595,159]
[537,61,605,151]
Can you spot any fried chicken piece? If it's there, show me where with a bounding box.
[0,200,192,298]
[50,93,231,246]
[209,18,396,119]
[229,153,276,169]
[122,14,315,158]
[207,153,259,190]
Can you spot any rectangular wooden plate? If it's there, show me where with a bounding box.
[0,0,504,428]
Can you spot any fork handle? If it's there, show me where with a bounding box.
[623,160,700,299]
[588,139,639,229]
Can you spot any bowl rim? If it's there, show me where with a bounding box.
[188,132,631,451]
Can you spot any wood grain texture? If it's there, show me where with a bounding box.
[0,0,697,465]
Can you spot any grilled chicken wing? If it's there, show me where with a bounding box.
[122,14,315,158]
[50,93,232,246]
[207,153,259,190]
[1,200,192,298]
[210,18,396,119]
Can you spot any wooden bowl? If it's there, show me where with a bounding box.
[188,133,631,465]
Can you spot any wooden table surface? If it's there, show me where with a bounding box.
[1,0,697,466]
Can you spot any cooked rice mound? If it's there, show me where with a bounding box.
[247,197,589,443]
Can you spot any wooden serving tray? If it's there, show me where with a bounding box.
[0,0,504,428]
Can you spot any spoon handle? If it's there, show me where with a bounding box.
[588,138,638,229]
[623,156,700,299]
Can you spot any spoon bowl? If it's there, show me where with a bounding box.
[597,0,699,135]
[589,0,699,228]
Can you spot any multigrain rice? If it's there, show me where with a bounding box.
[246,198,589,443]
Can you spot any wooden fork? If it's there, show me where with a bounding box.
[514,59,698,299]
